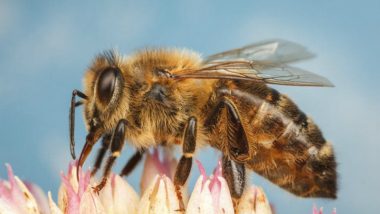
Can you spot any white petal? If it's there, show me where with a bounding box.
[98,175,139,214]
[26,182,50,214]
[79,191,106,214]
[237,186,272,214]
[98,177,114,213]
[186,177,214,214]
[187,175,234,214]
[112,175,139,214]
[68,167,80,194]
[254,187,272,214]
[0,198,19,214]
[48,192,63,214]
[57,184,68,212]
[14,176,40,214]
[217,177,234,214]
[138,175,181,214]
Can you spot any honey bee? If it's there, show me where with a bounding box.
[69,39,337,201]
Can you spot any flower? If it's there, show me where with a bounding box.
[49,161,139,214]
[186,160,234,214]
[1,149,337,214]
[140,148,178,194]
[313,204,337,214]
[97,173,139,214]
[0,164,47,214]
[138,148,184,213]
[236,186,272,214]
[138,174,182,214]
[48,161,104,214]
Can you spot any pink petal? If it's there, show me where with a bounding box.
[58,161,94,214]
[78,168,91,197]
[313,204,318,214]
[141,148,178,194]
[5,164,15,188]
[151,148,177,177]
[195,160,207,191]
[5,164,24,204]
[152,149,167,175]
[0,181,11,202]
[313,204,323,214]
[209,176,221,211]
[188,160,234,214]
[195,160,207,178]
[61,171,80,213]
[212,160,222,178]
[209,160,223,210]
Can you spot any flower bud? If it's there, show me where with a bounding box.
[0,164,45,214]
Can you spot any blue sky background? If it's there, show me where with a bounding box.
[0,0,379,213]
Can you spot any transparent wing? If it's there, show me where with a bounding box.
[173,60,334,87]
[204,39,315,64]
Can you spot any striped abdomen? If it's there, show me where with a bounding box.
[207,80,337,198]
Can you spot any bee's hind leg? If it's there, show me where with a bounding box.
[173,116,197,211]
[204,96,248,205]
[222,155,246,207]
[93,119,128,193]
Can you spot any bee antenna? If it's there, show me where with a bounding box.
[70,90,88,160]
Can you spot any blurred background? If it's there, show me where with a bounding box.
[0,0,379,213]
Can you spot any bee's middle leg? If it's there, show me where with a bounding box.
[93,119,128,193]
[173,116,197,210]
[120,149,145,177]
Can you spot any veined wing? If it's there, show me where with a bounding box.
[204,39,315,65]
[173,60,334,87]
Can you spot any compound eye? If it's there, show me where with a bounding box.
[97,67,118,105]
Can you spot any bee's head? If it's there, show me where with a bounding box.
[82,50,130,134]
[68,50,133,168]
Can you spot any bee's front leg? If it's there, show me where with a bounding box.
[69,89,88,159]
[91,134,111,176]
[93,119,128,194]
[173,116,197,210]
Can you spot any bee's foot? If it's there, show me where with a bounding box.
[92,178,107,194]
